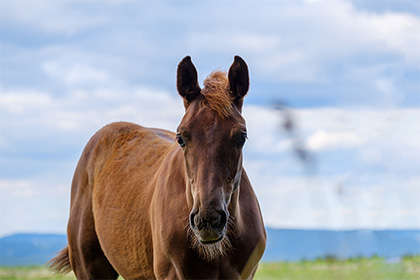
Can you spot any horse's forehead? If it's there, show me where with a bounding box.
[183,103,244,133]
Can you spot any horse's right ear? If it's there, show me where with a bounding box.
[177,56,201,105]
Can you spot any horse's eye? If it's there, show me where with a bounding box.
[236,131,247,147]
[176,133,186,148]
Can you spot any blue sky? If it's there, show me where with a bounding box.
[1,0,420,236]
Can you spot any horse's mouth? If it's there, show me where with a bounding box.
[199,234,224,245]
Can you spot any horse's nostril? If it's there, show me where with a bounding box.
[190,212,197,228]
[195,214,204,230]
[218,210,227,229]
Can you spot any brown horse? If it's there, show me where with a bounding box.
[49,56,266,279]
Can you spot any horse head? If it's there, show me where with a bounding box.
[176,56,249,250]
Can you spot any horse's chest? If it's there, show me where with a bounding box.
[161,243,256,279]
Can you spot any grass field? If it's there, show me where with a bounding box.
[1,256,420,280]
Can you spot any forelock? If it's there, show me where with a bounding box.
[200,71,233,118]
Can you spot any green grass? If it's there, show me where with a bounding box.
[0,266,74,280]
[255,256,420,280]
[1,256,420,279]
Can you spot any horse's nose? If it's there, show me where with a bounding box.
[192,209,227,231]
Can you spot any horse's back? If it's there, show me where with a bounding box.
[68,121,174,279]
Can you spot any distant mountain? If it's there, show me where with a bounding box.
[0,233,67,266]
[264,228,420,261]
[2,229,420,266]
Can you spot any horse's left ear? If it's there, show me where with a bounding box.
[228,56,249,110]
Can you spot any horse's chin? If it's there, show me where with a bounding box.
[189,228,232,261]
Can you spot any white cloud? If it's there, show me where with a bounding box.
[252,174,420,229]
[0,86,184,135]
[245,106,420,164]
[299,0,420,62]
[184,0,420,84]
[297,108,420,170]
[0,179,70,236]
[0,90,53,114]
[42,61,110,85]
[244,106,293,154]
[0,1,108,34]
[2,0,419,109]
[5,0,420,71]
[0,136,7,149]
[242,105,420,229]
[307,130,364,151]
[0,180,38,198]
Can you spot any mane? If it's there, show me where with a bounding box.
[200,71,233,118]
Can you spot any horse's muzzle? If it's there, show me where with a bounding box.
[190,209,227,244]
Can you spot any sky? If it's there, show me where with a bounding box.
[1,0,420,237]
